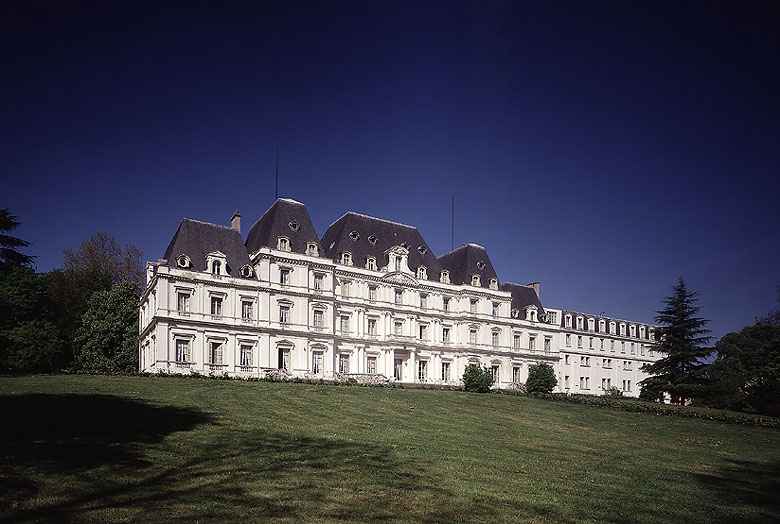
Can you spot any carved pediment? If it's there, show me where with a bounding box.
[381,271,418,286]
[384,245,410,256]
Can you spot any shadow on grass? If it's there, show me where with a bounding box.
[692,457,780,524]
[0,393,506,523]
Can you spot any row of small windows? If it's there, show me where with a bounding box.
[564,334,653,356]
[176,254,254,278]
[564,355,635,370]
[564,314,653,340]
[562,376,633,392]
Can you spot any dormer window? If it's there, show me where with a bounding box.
[440,270,450,284]
[349,230,360,241]
[526,307,538,322]
[277,237,290,251]
[577,317,584,330]
[588,318,595,331]
[511,309,520,318]
[341,252,353,266]
[417,245,428,255]
[306,242,318,257]
[416,266,427,280]
[565,315,572,328]
[176,254,191,269]
[400,242,410,250]
[240,265,253,278]
[366,256,376,270]
[212,260,222,275]
[489,278,498,290]
[288,220,300,231]
[476,260,486,270]
[368,235,378,245]
[205,251,227,276]
[471,275,481,287]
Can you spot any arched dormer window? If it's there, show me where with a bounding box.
[205,251,227,276]
[212,260,222,275]
[440,270,450,284]
[341,252,353,266]
[489,278,498,290]
[277,237,290,252]
[366,256,376,270]
[176,254,191,269]
[416,266,427,280]
[240,265,253,278]
[471,275,481,287]
[306,242,318,257]
[526,306,538,322]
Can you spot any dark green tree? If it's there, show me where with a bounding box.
[75,282,142,372]
[462,364,494,393]
[525,362,557,394]
[640,278,712,405]
[0,209,34,272]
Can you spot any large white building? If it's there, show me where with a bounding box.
[139,199,658,396]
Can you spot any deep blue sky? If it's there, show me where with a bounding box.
[3,1,779,341]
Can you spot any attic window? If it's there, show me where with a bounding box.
[417,245,428,255]
[489,278,498,290]
[288,220,300,231]
[240,265,253,278]
[306,242,318,257]
[471,274,481,287]
[400,241,410,250]
[416,266,427,280]
[366,257,376,270]
[476,260,486,270]
[176,254,191,268]
[511,309,520,318]
[212,260,222,275]
[368,235,378,245]
[440,270,450,284]
[349,230,360,241]
[277,237,290,251]
[341,252,353,266]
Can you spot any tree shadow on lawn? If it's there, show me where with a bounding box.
[692,457,780,524]
[0,393,526,523]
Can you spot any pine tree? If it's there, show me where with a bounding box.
[0,209,34,271]
[640,278,712,404]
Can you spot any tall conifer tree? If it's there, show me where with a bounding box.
[640,278,712,404]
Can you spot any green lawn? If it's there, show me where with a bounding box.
[1,375,778,523]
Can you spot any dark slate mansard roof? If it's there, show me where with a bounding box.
[437,244,499,289]
[500,282,545,316]
[245,198,323,256]
[163,218,253,276]
[320,212,442,280]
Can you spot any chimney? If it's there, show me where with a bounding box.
[230,210,241,233]
[528,281,540,297]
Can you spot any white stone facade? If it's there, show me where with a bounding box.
[139,201,659,396]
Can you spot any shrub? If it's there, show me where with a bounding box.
[603,386,623,398]
[526,363,557,394]
[462,364,494,393]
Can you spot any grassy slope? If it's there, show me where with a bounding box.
[1,375,778,524]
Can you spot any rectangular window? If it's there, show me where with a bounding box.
[565,355,570,365]
[577,335,583,348]
[544,338,551,352]
[492,303,499,316]
[395,289,403,304]
[280,268,291,285]
[491,365,500,383]
[240,345,253,366]
[610,340,615,352]
[442,327,450,342]
[565,316,572,328]
[177,292,190,313]
[470,299,478,313]
[420,294,428,308]
[312,351,323,375]
[314,274,324,290]
[621,342,626,353]
[279,305,290,324]
[367,356,377,374]
[443,297,450,311]
[589,337,594,348]
[565,334,571,347]
[342,281,350,297]
[210,296,222,317]
[529,336,536,350]
[491,331,499,347]
[513,366,522,383]
[394,321,403,335]
[340,315,350,332]
[175,339,189,362]
[339,353,350,374]
[419,324,427,340]
[313,310,324,328]
[469,329,478,344]
[394,358,403,380]
[631,343,635,354]
[600,338,604,350]
[368,286,377,301]
[209,342,223,364]
[442,362,451,381]
[565,375,570,388]
[418,360,428,381]
[242,300,253,320]
[367,318,377,335]
[279,348,291,370]
[624,360,632,371]
[513,334,521,349]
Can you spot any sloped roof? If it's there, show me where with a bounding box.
[163,218,253,275]
[500,282,545,315]
[437,244,499,289]
[245,198,322,256]
[320,212,442,280]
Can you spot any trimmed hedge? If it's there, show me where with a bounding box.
[534,393,780,428]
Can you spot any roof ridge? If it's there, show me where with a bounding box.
[328,211,417,230]
[182,217,235,231]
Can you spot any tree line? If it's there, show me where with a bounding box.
[0,209,142,373]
